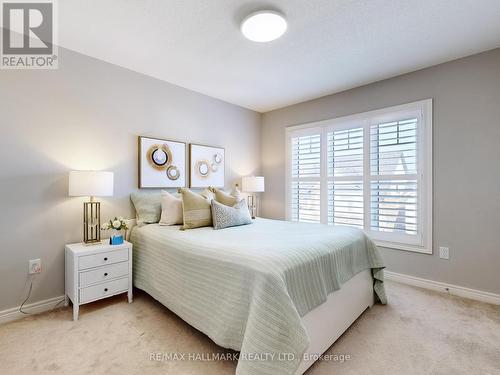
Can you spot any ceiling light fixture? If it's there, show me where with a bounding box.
[241,10,287,42]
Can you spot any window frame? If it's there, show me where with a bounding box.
[285,99,433,254]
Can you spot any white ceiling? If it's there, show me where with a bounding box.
[59,0,500,112]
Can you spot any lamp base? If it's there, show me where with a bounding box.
[83,201,101,244]
[247,195,258,219]
[83,241,103,246]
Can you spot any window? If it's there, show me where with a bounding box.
[286,99,432,253]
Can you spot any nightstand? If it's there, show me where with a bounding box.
[65,241,133,321]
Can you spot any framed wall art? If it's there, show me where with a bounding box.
[138,136,186,188]
[189,144,225,188]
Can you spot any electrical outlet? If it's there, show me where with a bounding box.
[29,259,42,274]
[439,247,449,260]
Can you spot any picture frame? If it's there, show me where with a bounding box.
[138,136,187,188]
[189,143,225,188]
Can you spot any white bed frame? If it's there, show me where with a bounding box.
[296,269,374,374]
[125,220,374,374]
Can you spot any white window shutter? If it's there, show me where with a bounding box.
[327,127,364,228]
[370,119,418,236]
[290,134,321,223]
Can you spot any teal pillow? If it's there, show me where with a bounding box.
[130,192,162,226]
[211,199,252,230]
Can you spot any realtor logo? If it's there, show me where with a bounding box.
[1,0,58,69]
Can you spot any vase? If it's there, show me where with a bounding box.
[109,229,124,245]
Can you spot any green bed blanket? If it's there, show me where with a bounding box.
[131,218,386,375]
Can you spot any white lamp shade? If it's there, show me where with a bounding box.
[68,171,114,197]
[242,176,265,193]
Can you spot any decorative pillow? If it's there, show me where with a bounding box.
[200,188,215,202]
[159,190,183,226]
[130,192,162,227]
[178,188,213,230]
[209,187,241,206]
[211,199,253,230]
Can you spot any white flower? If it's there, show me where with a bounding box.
[118,216,124,221]
[112,220,121,229]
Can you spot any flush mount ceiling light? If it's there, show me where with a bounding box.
[241,10,287,42]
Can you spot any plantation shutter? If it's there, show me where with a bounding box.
[289,132,321,223]
[370,118,419,236]
[327,127,364,228]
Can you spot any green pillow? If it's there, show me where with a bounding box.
[211,199,253,230]
[209,187,241,206]
[179,188,213,230]
[130,192,162,227]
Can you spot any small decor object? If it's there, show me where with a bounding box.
[139,136,186,188]
[242,176,265,219]
[189,144,225,188]
[69,170,114,244]
[102,217,128,245]
[231,184,242,200]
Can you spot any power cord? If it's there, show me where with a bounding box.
[19,276,34,314]
[52,297,67,310]
[19,275,66,315]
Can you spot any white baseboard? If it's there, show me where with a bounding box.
[0,295,65,325]
[385,271,500,306]
[2,273,499,324]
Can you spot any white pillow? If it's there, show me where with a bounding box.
[159,190,183,226]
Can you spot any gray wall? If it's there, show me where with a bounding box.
[261,48,500,295]
[0,48,261,311]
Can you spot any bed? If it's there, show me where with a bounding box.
[128,218,386,375]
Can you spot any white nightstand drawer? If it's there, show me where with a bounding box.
[79,277,129,304]
[79,248,128,270]
[79,262,129,287]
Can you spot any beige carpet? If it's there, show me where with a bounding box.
[1,281,499,375]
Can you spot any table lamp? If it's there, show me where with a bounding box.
[69,171,114,244]
[242,176,265,219]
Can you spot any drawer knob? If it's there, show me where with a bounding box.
[104,273,108,277]
[104,257,108,261]
[104,288,108,292]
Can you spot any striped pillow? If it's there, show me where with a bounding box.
[178,188,213,230]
